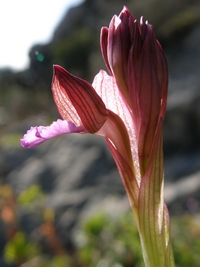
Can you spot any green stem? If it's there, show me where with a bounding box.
[136,133,176,267]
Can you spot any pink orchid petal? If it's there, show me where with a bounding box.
[52,65,108,133]
[36,119,84,138]
[20,119,84,148]
[100,7,138,105]
[107,15,130,102]
[106,137,139,208]
[128,22,167,162]
[100,27,111,74]
[93,70,140,178]
[92,70,131,127]
[52,67,82,127]
[20,127,45,148]
[98,109,141,185]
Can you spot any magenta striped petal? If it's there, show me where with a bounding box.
[52,65,108,133]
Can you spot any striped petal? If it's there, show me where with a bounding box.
[52,65,108,133]
[93,70,140,183]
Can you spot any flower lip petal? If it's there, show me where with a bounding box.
[20,119,85,148]
[36,119,84,138]
[20,127,44,148]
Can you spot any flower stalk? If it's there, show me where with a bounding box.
[21,6,175,267]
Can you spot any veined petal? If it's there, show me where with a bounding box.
[93,70,140,181]
[99,110,132,163]
[52,65,108,133]
[100,27,112,74]
[98,109,141,185]
[106,137,139,210]
[20,119,84,148]
[127,21,168,173]
[100,6,138,105]
[93,70,127,115]
[93,70,133,137]
[106,14,130,102]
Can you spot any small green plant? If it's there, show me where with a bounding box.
[18,184,46,207]
[75,212,144,267]
[74,211,200,267]
[4,231,40,265]
[2,183,200,267]
[171,215,200,267]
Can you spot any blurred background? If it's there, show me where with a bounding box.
[0,0,200,266]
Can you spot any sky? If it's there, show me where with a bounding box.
[0,0,83,71]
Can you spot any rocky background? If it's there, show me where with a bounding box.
[0,0,200,264]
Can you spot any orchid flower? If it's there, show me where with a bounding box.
[21,6,175,267]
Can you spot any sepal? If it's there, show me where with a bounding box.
[52,65,108,133]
